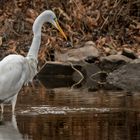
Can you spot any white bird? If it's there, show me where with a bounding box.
[0,10,67,114]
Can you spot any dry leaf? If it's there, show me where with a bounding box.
[26,9,38,19]
[133,36,140,43]
[25,18,34,24]
[0,37,2,47]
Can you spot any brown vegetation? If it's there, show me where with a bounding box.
[0,0,140,66]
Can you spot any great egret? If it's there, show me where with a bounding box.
[0,10,67,114]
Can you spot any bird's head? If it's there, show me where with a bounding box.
[43,10,67,40]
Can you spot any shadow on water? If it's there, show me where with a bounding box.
[1,78,140,140]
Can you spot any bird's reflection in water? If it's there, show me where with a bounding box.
[0,114,23,140]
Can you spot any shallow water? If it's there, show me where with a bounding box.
[0,80,140,140]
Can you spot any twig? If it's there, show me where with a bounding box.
[90,71,108,85]
[68,62,84,89]
[100,16,109,29]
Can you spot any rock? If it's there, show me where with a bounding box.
[39,76,75,88]
[38,60,102,90]
[72,63,100,81]
[100,54,132,63]
[99,54,132,72]
[55,41,99,62]
[72,62,102,90]
[107,59,140,91]
[122,48,138,59]
[38,61,82,77]
[38,61,82,88]
[81,63,101,90]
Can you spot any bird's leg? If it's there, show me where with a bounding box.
[12,114,18,130]
[1,104,4,114]
[11,94,18,114]
[0,112,3,122]
[0,104,4,121]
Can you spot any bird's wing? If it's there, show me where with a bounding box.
[0,54,28,100]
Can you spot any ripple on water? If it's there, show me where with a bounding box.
[20,105,111,115]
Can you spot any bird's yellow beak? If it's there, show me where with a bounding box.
[54,20,67,40]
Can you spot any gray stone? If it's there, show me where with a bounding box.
[55,41,99,62]
[122,48,138,59]
[99,54,132,72]
[72,62,102,90]
[38,61,102,90]
[100,54,132,63]
[107,59,140,91]
[38,61,81,77]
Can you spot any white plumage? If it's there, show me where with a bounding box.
[0,10,66,114]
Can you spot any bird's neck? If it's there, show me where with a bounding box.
[27,34,41,59]
[27,14,45,60]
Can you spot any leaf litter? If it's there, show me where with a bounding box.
[0,0,139,68]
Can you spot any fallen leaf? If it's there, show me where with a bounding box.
[0,36,2,47]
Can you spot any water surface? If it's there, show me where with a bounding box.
[0,80,140,140]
